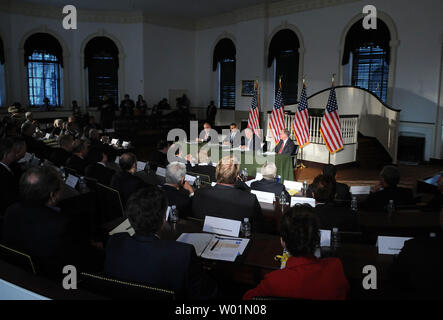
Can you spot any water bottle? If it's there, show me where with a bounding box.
[241,218,251,238]
[351,196,358,212]
[331,227,340,251]
[59,166,66,181]
[279,190,288,206]
[195,176,201,189]
[243,168,248,180]
[78,176,88,193]
[302,180,308,196]
[170,205,179,223]
[387,200,395,217]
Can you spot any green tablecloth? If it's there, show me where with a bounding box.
[177,142,294,183]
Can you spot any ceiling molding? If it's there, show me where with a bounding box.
[0,0,360,31]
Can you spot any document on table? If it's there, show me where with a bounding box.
[109,218,135,236]
[177,233,249,262]
[136,161,146,172]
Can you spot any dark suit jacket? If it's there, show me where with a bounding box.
[314,203,359,231]
[1,203,98,277]
[148,150,168,168]
[160,184,192,218]
[85,162,115,186]
[66,155,88,175]
[23,135,51,160]
[49,148,71,167]
[274,139,297,155]
[191,184,263,231]
[307,181,351,202]
[361,186,415,210]
[390,235,443,298]
[223,131,241,147]
[186,164,216,182]
[110,171,146,207]
[0,164,18,216]
[241,135,261,151]
[104,233,216,299]
[251,179,290,199]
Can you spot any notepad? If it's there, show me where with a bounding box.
[177,233,249,262]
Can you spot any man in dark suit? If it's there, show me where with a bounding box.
[160,162,194,218]
[119,94,135,117]
[274,129,297,156]
[361,165,415,210]
[110,152,147,207]
[105,186,217,299]
[186,149,216,182]
[241,128,261,151]
[21,121,51,160]
[312,174,358,231]
[196,123,213,143]
[389,226,443,299]
[1,166,102,278]
[49,134,74,167]
[251,162,290,198]
[66,139,89,175]
[223,123,241,147]
[148,140,169,168]
[191,155,263,231]
[307,164,351,202]
[98,95,117,129]
[0,138,20,216]
[85,148,115,186]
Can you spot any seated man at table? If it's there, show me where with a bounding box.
[307,164,351,202]
[361,165,415,210]
[191,155,263,231]
[389,213,443,299]
[274,129,297,156]
[160,162,194,218]
[223,123,240,147]
[251,162,290,198]
[186,149,216,182]
[105,186,217,299]
[312,174,358,231]
[241,128,261,152]
[66,139,89,175]
[21,121,51,160]
[110,152,147,207]
[243,204,349,300]
[1,166,103,278]
[195,122,213,143]
[85,148,115,186]
[147,140,169,168]
[49,134,74,167]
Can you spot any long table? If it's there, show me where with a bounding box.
[177,142,295,183]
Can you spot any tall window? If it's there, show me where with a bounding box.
[0,37,5,107]
[268,29,300,105]
[84,37,119,107]
[24,33,63,107]
[213,38,236,109]
[343,19,391,102]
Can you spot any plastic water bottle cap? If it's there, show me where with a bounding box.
[332,227,338,233]
[244,218,249,222]
[172,205,176,209]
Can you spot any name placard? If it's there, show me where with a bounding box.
[350,186,371,195]
[290,197,316,207]
[377,236,412,255]
[203,216,241,237]
[251,190,275,204]
[156,167,166,177]
[66,174,79,189]
[284,180,303,191]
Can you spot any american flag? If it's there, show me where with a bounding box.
[292,84,310,148]
[247,85,261,137]
[320,87,344,153]
[269,86,285,144]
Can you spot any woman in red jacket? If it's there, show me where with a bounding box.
[243,204,349,300]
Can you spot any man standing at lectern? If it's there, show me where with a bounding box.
[274,129,296,155]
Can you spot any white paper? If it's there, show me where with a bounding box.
[65,174,79,189]
[166,206,171,222]
[203,216,241,237]
[136,161,146,172]
[114,156,120,164]
[201,235,249,262]
[284,180,303,191]
[185,174,196,185]
[350,186,371,195]
[245,179,257,188]
[176,233,214,256]
[156,167,166,177]
[251,190,275,204]
[44,133,51,139]
[377,236,412,255]
[111,139,119,145]
[255,172,263,180]
[122,141,130,148]
[211,182,217,187]
[320,229,331,247]
[109,219,135,236]
[291,196,316,207]
[18,152,33,163]
[105,128,115,133]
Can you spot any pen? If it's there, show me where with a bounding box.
[210,239,219,251]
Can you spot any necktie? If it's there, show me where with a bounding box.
[278,141,285,154]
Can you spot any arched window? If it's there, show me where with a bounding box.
[213,38,236,109]
[24,33,63,107]
[0,37,5,107]
[268,29,300,105]
[342,19,391,102]
[84,37,119,107]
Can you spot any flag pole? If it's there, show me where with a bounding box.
[297,74,307,169]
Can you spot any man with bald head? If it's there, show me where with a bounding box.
[241,128,261,151]
[110,152,147,207]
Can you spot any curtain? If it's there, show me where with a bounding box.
[267,29,299,68]
[24,33,63,67]
[212,38,236,71]
[27,53,60,106]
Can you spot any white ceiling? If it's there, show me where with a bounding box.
[18,0,284,19]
